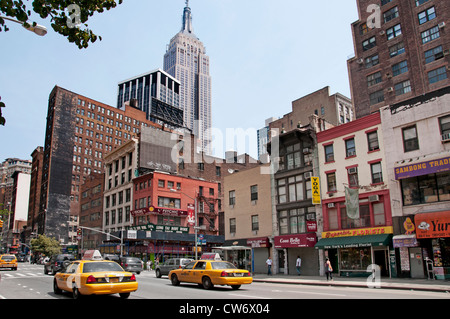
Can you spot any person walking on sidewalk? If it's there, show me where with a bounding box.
[266,257,272,275]
[325,257,333,281]
[296,256,302,276]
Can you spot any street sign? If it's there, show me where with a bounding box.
[311,176,321,205]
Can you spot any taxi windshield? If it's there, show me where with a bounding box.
[83,262,124,273]
[210,262,237,270]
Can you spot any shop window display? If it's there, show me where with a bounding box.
[339,247,372,271]
[401,172,450,206]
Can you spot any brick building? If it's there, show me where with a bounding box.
[348,0,450,118]
[37,86,169,244]
[26,147,44,244]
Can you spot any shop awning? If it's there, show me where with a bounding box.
[315,234,392,250]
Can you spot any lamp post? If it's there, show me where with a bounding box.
[170,189,199,260]
[1,16,47,36]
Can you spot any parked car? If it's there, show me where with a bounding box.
[155,258,194,278]
[119,256,143,274]
[44,254,76,275]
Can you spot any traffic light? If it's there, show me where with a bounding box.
[77,227,82,238]
[0,219,3,228]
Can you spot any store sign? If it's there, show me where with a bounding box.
[322,226,393,239]
[415,211,450,239]
[395,156,450,180]
[247,237,270,248]
[131,205,188,217]
[274,234,316,248]
[129,223,189,234]
[311,177,321,205]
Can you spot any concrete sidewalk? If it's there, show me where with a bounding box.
[252,273,450,293]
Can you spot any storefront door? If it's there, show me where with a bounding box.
[374,248,389,277]
[278,250,285,274]
[409,247,425,279]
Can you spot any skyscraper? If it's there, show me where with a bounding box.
[164,0,212,154]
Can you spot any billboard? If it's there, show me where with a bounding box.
[139,126,177,173]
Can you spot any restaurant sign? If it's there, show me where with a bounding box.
[274,234,317,248]
[129,223,189,234]
[415,211,450,239]
[395,156,450,180]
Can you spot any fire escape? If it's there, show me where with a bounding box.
[196,194,219,234]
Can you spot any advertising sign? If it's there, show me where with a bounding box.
[131,205,188,217]
[311,177,321,205]
[415,211,450,239]
[187,203,195,226]
[274,234,317,248]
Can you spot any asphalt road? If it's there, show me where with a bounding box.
[1,263,450,300]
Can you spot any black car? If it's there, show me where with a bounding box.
[44,254,76,275]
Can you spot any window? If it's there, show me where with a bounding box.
[277,179,286,204]
[389,42,405,58]
[382,0,393,5]
[439,116,450,141]
[401,172,450,206]
[158,180,165,188]
[250,185,258,201]
[421,26,440,44]
[251,215,259,231]
[394,80,412,96]
[197,162,204,171]
[402,126,419,152]
[285,143,302,170]
[324,144,334,162]
[341,205,371,229]
[279,209,307,235]
[428,66,448,84]
[345,138,356,157]
[370,90,384,105]
[387,24,402,40]
[392,60,408,77]
[365,54,379,68]
[424,46,443,64]
[363,37,376,51]
[347,167,359,188]
[328,208,338,230]
[371,162,383,184]
[327,172,337,193]
[418,6,436,25]
[367,131,380,152]
[157,197,181,209]
[229,218,236,234]
[367,72,382,87]
[383,6,399,23]
[229,190,236,205]
[416,0,430,6]
[287,175,304,202]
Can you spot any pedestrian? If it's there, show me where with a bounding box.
[266,257,272,276]
[325,257,333,281]
[146,259,151,271]
[296,256,302,276]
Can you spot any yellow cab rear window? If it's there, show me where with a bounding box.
[1,256,16,262]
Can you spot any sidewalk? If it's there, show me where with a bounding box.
[252,273,450,293]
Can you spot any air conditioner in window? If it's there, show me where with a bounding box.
[387,87,394,92]
[369,195,380,202]
[438,21,446,29]
[442,133,450,142]
[327,203,335,208]
[348,167,358,174]
[304,172,312,180]
[357,58,364,64]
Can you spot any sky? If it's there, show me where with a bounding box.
[0,0,359,162]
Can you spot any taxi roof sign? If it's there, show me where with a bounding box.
[200,253,222,261]
[82,250,103,260]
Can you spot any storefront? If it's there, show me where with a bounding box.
[315,226,393,277]
[414,211,450,280]
[273,233,318,275]
[219,237,270,273]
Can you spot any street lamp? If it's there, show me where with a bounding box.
[1,16,47,36]
[170,188,199,260]
[77,225,124,258]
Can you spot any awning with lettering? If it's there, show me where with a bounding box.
[394,153,450,180]
[315,234,392,250]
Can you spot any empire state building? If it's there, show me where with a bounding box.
[164,1,212,154]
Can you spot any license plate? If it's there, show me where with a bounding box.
[234,273,243,277]
[110,278,119,283]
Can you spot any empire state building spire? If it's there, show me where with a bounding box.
[181,0,194,35]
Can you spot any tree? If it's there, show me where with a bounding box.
[0,96,5,126]
[30,234,61,257]
[0,0,123,49]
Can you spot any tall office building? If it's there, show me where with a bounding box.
[117,69,184,130]
[164,1,212,154]
[348,0,450,118]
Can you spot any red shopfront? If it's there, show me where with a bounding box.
[273,233,318,275]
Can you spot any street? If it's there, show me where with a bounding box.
[1,263,450,300]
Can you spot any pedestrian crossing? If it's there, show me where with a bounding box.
[0,264,47,280]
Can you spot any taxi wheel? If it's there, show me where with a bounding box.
[53,279,62,295]
[231,285,241,290]
[72,286,83,300]
[171,274,180,286]
[202,277,214,290]
[119,293,130,299]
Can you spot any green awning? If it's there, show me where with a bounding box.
[315,234,392,250]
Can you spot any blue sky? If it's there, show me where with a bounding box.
[0,0,358,161]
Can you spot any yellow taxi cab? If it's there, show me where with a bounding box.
[53,250,138,299]
[0,254,18,271]
[168,259,253,290]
